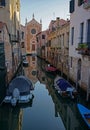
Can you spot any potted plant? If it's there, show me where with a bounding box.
[76,43,88,50]
[78,43,88,49]
[76,43,89,55]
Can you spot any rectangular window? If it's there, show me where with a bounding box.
[59,35,61,46]
[78,0,83,6]
[80,22,84,43]
[21,32,24,39]
[69,0,75,13]
[70,57,72,68]
[32,44,35,51]
[87,19,90,48]
[62,34,64,46]
[71,27,74,45]
[42,35,45,39]
[0,0,5,6]
[67,32,69,47]
[17,30,19,40]
[36,37,38,42]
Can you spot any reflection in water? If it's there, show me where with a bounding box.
[0,95,34,130]
[24,56,90,130]
[44,71,88,130]
[36,56,89,130]
[0,69,6,104]
[0,56,89,130]
[0,105,21,130]
[24,55,38,84]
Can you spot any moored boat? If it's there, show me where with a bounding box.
[23,60,29,67]
[77,103,90,128]
[54,75,77,99]
[3,75,34,106]
[45,64,57,74]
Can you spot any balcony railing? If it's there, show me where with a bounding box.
[78,49,90,56]
[83,0,90,9]
[76,43,90,56]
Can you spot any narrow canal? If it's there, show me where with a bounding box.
[0,56,90,130]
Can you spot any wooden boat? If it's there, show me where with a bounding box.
[45,64,57,74]
[77,103,90,128]
[23,60,29,67]
[3,75,34,106]
[54,75,77,99]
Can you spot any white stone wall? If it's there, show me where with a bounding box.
[69,0,90,90]
[69,0,90,58]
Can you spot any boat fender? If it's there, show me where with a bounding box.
[11,98,17,106]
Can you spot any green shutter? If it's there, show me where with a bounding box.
[69,0,75,13]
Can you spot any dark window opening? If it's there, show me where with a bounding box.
[71,27,74,45]
[42,35,45,39]
[0,0,5,6]
[78,0,83,6]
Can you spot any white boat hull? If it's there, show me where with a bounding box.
[3,94,33,106]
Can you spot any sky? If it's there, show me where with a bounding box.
[20,0,70,30]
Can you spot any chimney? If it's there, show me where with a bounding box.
[56,17,60,27]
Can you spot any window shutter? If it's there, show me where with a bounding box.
[69,0,75,13]
[87,20,90,48]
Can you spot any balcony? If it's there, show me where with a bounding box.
[76,43,90,56]
[83,0,90,9]
[78,49,90,56]
[10,34,20,43]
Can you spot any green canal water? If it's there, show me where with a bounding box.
[0,56,90,130]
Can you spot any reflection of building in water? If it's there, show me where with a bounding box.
[24,55,48,84]
[0,106,23,130]
[46,78,81,130]
[37,60,47,84]
[66,106,80,130]
[0,95,34,130]
[24,56,38,83]
[0,70,6,103]
[37,70,46,84]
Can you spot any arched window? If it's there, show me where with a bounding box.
[32,44,35,51]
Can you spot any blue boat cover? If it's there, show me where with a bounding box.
[56,79,72,91]
[6,76,33,96]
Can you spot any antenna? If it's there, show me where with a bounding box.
[25,18,27,25]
